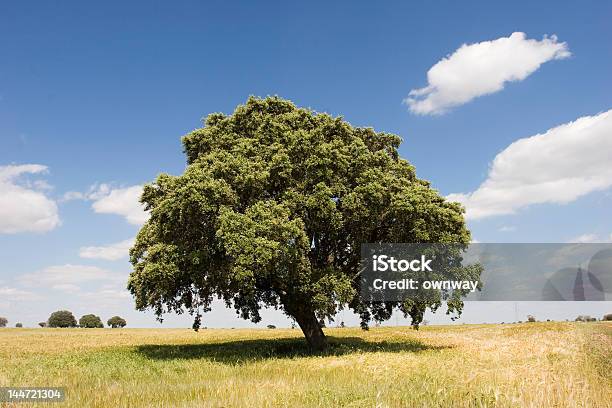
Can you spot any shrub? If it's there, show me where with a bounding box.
[48,310,77,328]
[266,324,276,329]
[603,314,612,321]
[527,315,536,322]
[0,317,7,327]
[107,316,127,328]
[15,323,23,328]
[79,314,104,328]
[38,322,47,328]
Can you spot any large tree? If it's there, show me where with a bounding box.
[48,310,77,328]
[107,316,127,328]
[129,96,475,350]
[79,314,104,328]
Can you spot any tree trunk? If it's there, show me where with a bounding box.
[294,310,328,351]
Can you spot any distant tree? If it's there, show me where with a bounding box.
[79,314,103,328]
[127,96,480,351]
[527,315,536,322]
[107,316,127,328]
[38,322,47,328]
[0,317,7,327]
[266,324,276,329]
[15,323,23,328]
[603,314,612,321]
[339,321,345,328]
[48,310,77,328]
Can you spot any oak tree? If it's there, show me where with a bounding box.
[129,97,474,350]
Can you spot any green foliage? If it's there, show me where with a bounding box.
[39,322,47,328]
[79,314,104,328]
[107,316,127,328]
[48,310,77,328]
[267,324,276,329]
[0,317,7,327]
[129,96,476,349]
[527,315,536,322]
[15,323,23,328]
[603,314,612,321]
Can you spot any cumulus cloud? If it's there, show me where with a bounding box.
[405,32,570,115]
[79,238,134,261]
[91,185,148,225]
[18,264,126,290]
[63,183,147,225]
[0,164,60,233]
[62,183,111,202]
[448,110,612,219]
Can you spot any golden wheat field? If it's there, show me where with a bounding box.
[0,322,610,407]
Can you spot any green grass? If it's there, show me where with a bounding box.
[1,322,610,407]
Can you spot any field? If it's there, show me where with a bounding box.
[1,322,610,407]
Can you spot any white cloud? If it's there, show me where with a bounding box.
[51,283,81,293]
[448,110,612,219]
[405,32,570,115]
[568,233,612,243]
[77,288,130,300]
[19,264,126,287]
[91,185,148,225]
[0,287,39,300]
[0,164,60,233]
[79,238,134,261]
[62,183,111,202]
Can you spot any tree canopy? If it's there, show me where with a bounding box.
[128,96,474,350]
[107,316,127,328]
[0,317,7,327]
[48,310,77,328]
[79,314,104,328]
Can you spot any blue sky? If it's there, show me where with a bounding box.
[1,1,611,327]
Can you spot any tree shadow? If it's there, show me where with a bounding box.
[135,336,450,364]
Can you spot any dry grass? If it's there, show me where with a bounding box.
[0,322,610,407]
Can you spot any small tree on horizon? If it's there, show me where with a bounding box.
[0,317,7,327]
[39,322,47,328]
[527,315,536,322]
[603,314,612,321]
[79,314,104,328]
[48,310,77,328]
[107,316,127,328]
[15,323,23,328]
[128,96,479,350]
